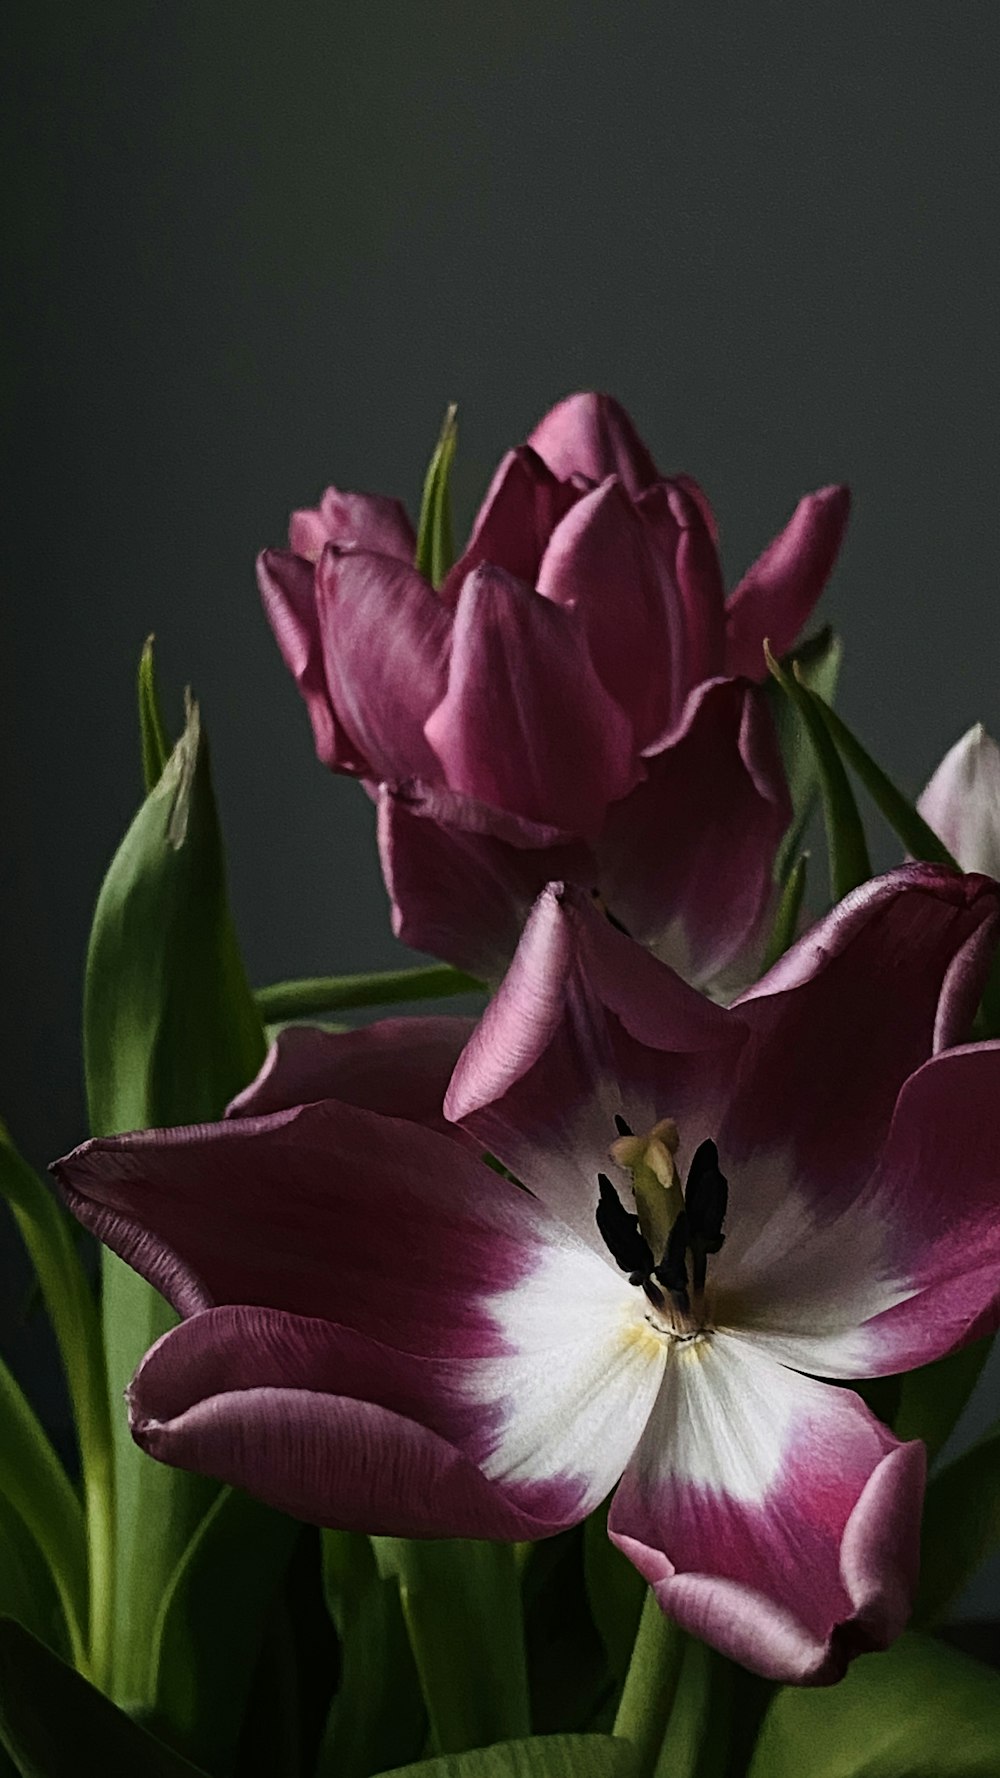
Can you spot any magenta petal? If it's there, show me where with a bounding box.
[597,679,790,992]
[725,867,1000,1209]
[257,549,368,773]
[289,488,416,563]
[446,884,741,1252]
[424,565,639,835]
[637,482,727,698]
[528,392,661,498]
[918,724,1000,878]
[315,547,452,784]
[228,1016,477,1131]
[537,478,676,745]
[443,447,578,601]
[609,1339,924,1684]
[378,784,594,982]
[725,485,851,680]
[129,1307,558,1538]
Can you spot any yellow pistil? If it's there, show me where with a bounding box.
[609,1117,685,1262]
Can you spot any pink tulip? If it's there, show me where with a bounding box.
[919,724,1000,879]
[259,394,849,991]
[55,865,1000,1684]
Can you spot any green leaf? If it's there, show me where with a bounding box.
[0,1496,69,1659]
[613,1593,686,1778]
[0,1123,113,1686]
[803,688,957,869]
[317,1532,426,1778]
[768,626,842,882]
[415,403,458,587]
[750,1631,1000,1777]
[83,692,268,1706]
[765,644,871,904]
[146,1488,299,1774]
[138,635,170,792]
[255,962,482,1023]
[894,1335,992,1466]
[913,1420,1000,1628]
[761,851,808,972]
[584,1506,645,1688]
[0,1359,87,1674]
[373,1733,638,1778]
[374,1536,531,1755]
[0,1618,210,1777]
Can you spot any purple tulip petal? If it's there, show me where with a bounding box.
[637,483,727,699]
[528,392,661,498]
[918,724,1000,878]
[315,548,452,784]
[446,884,741,1253]
[424,566,640,835]
[228,1016,477,1131]
[257,549,368,773]
[597,679,790,993]
[609,1336,924,1684]
[725,485,851,680]
[289,488,416,563]
[378,783,594,983]
[442,448,578,600]
[536,478,678,746]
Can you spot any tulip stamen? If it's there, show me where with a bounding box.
[598,1122,729,1336]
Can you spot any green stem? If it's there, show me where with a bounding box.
[614,1592,686,1777]
[0,1356,89,1674]
[0,1127,115,1688]
[255,964,482,1022]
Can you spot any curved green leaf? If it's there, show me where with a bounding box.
[768,626,842,882]
[914,1421,1000,1628]
[750,1631,1000,1776]
[255,963,482,1022]
[0,1618,210,1777]
[318,1531,426,1778]
[0,1359,86,1672]
[375,1733,638,1778]
[761,851,808,971]
[804,687,957,868]
[0,1496,69,1659]
[415,404,458,587]
[138,635,170,792]
[765,645,871,903]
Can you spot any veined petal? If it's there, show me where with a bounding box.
[609,1335,924,1684]
[918,724,1000,878]
[597,679,789,994]
[315,547,452,784]
[443,447,578,600]
[424,565,640,836]
[289,488,416,563]
[257,548,367,773]
[378,783,594,983]
[227,1016,477,1131]
[528,392,661,497]
[536,478,677,746]
[725,485,851,680]
[636,482,726,699]
[446,884,742,1255]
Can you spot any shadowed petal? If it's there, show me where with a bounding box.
[316,547,452,784]
[609,1336,924,1684]
[918,724,1000,878]
[424,565,639,835]
[636,482,726,699]
[528,392,661,497]
[442,447,578,600]
[289,488,416,563]
[257,549,368,773]
[725,485,851,680]
[228,1016,477,1131]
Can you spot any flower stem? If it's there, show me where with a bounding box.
[614,1591,686,1777]
[254,964,482,1023]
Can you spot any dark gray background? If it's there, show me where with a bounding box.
[3,3,999,1605]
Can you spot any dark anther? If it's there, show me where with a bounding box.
[596,1173,653,1278]
[655,1210,691,1312]
[684,1140,728,1254]
[642,1278,665,1309]
[613,1113,633,1137]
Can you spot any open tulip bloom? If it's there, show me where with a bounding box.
[258,393,848,990]
[55,864,1000,1688]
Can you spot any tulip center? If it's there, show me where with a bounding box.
[596,1116,729,1338]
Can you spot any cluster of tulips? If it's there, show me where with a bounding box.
[3,393,1000,1778]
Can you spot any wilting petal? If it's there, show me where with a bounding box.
[609,1336,924,1684]
[424,566,639,835]
[637,482,726,700]
[537,478,677,746]
[918,724,1000,878]
[597,679,790,993]
[723,867,1000,1210]
[725,485,851,680]
[228,1016,477,1131]
[315,548,451,784]
[289,488,416,563]
[446,884,742,1254]
[528,392,661,498]
[378,783,594,983]
[257,549,367,773]
[443,447,578,599]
